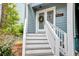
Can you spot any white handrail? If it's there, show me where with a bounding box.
[22,4,28,56]
[49,22,66,34]
[45,20,67,56]
[49,22,67,55]
[45,20,60,56]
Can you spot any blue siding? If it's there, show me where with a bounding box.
[56,5,67,32]
[28,3,67,33]
[28,5,36,33]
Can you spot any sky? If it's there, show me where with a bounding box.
[16,3,25,24]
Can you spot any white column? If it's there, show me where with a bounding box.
[22,3,28,56]
[67,3,74,56]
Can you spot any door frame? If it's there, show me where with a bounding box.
[45,6,56,26]
[36,6,56,33]
[36,9,46,33]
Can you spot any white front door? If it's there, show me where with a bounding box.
[36,7,56,33]
[36,10,45,33]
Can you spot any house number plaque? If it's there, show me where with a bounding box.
[56,13,64,17]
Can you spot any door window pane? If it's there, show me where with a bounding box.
[39,13,44,29]
[47,10,53,24]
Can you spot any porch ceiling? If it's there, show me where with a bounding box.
[31,3,66,11]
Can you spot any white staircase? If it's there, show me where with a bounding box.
[25,33,53,56]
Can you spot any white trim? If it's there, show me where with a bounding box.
[36,12,38,33]
[22,3,28,56]
[73,4,76,37]
[45,20,60,56]
[73,3,76,55]
[46,6,56,26]
[36,6,56,33]
[36,9,46,33]
[26,36,47,39]
[67,3,74,56]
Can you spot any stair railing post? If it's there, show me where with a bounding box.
[22,3,28,56]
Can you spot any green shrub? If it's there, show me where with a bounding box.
[0,3,21,35]
[12,23,23,37]
[1,23,23,36]
[0,46,14,56]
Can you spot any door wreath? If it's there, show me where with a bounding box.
[38,16,44,22]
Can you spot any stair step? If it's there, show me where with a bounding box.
[26,33,53,56]
[26,36,47,39]
[26,44,50,50]
[26,34,46,37]
[26,40,48,44]
[25,49,53,56]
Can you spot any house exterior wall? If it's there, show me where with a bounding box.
[56,4,67,32]
[28,3,67,33]
[28,5,36,33]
